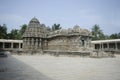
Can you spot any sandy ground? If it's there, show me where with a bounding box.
[0,54,120,80]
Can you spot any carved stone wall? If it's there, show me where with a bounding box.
[23,17,92,52]
[47,36,69,51]
[47,35,92,51]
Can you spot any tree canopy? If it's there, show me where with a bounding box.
[8,29,20,39]
[0,23,120,40]
[0,24,7,39]
[91,24,105,40]
[7,24,27,40]
[110,33,120,39]
[19,24,27,35]
[52,23,61,31]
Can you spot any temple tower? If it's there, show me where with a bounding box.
[23,17,44,51]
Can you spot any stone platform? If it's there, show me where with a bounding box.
[0,54,120,80]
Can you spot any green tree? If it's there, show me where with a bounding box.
[7,24,27,40]
[18,24,27,39]
[52,23,61,31]
[104,35,110,39]
[92,24,105,40]
[110,33,118,39]
[0,24,7,39]
[8,29,21,39]
[118,32,120,38]
[19,24,27,35]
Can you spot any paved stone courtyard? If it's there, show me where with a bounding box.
[0,54,120,80]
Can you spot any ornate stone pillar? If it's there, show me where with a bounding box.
[11,42,13,49]
[29,38,31,49]
[115,42,118,50]
[34,38,36,49]
[44,40,47,50]
[101,43,104,50]
[23,38,27,49]
[107,42,109,50]
[28,38,30,46]
[26,38,28,49]
[19,43,21,49]
[27,38,30,49]
[31,38,34,49]
[99,43,101,50]
[38,38,41,49]
[35,38,38,48]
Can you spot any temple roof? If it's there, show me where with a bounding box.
[23,17,42,37]
[47,25,92,38]
[23,18,92,38]
[29,17,40,24]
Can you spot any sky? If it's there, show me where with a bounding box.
[0,0,120,35]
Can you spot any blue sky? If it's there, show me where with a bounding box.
[0,0,120,35]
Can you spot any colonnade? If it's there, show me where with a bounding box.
[23,38,48,50]
[92,39,120,51]
[23,38,41,49]
[0,39,23,50]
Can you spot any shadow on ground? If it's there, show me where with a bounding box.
[0,55,53,80]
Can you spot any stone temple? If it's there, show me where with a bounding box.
[23,17,92,53]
